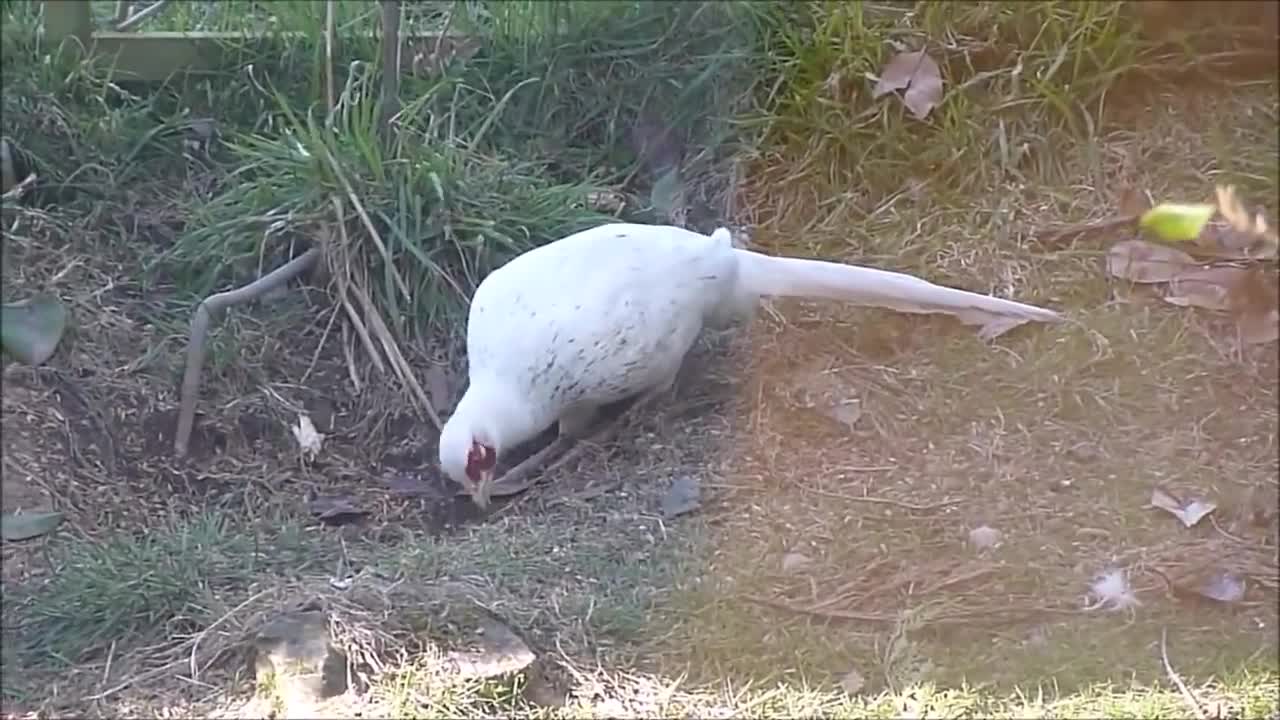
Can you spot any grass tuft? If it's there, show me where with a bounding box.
[15,513,253,667]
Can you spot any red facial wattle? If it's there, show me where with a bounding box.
[465,442,496,482]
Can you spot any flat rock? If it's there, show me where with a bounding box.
[444,615,536,679]
[250,608,348,709]
[661,475,702,518]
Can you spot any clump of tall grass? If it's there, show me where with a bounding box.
[159,0,762,350]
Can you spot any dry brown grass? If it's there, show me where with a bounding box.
[3,29,1278,720]
[641,85,1279,692]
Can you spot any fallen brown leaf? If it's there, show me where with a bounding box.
[872,49,944,120]
[1196,572,1247,603]
[1162,266,1249,311]
[1210,185,1279,260]
[1106,240,1198,283]
[309,495,367,525]
[1150,486,1217,528]
[1155,566,1249,605]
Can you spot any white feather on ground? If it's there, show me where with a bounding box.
[1086,568,1141,611]
[438,223,1065,505]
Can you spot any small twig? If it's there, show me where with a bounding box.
[330,200,387,377]
[114,0,172,31]
[2,173,37,202]
[174,248,320,457]
[189,588,275,685]
[300,302,341,385]
[1208,514,1257,546]
[326,199,439,430]
[800,485,962,513]
[746,594,1082,625]
[1039,214,1139,247]
[340,321,362,392]
[87,589,271,701]
[1161,627,1207,720]
[351,281,442,430]
[101,640,116,684]
[744,594,893,623]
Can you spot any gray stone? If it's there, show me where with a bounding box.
[444,615,536,680]
[250,609,348,704]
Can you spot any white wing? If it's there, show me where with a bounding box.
[466,224,737,410]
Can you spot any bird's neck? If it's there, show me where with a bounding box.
[452,375,556,453]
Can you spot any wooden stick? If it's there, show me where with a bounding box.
[115,0,172,31]
[174,249,320,457]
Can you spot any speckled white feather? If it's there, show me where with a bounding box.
[1086,568,1141,611]
[439,223,1064,492]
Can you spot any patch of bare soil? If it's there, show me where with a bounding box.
[0,214,747,716]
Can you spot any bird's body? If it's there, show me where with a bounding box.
[439,222,1063,505]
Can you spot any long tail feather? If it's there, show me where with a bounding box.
[733,249,1064,338]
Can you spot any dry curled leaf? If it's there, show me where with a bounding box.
[872,50,944,120]
[1194,221,1270,260]
[1162,266,1248,311]
[385,470,433,497]
[309,494,366,525]
[1106,240,1197,283]
[1150,486,1217,528]
[1196,572,1247,604]
[1210,185,1279,260]
[1158,567,1249,605]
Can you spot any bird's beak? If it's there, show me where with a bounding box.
[469,470,495,510]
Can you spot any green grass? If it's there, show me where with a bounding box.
[2,0,1277,717]
[7,511,316,671]
[9,506,1276,718]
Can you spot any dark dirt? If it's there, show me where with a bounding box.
[2,251,716,548]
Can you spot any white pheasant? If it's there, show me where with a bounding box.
[439,222,1063,507]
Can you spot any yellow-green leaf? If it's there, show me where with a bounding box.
[1139,203,1216,242]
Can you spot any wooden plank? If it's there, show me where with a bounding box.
[78,31,463,82]
[43,0,93,49]
[88,32,234,79]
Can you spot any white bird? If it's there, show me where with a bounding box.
[438,222,1063,507]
